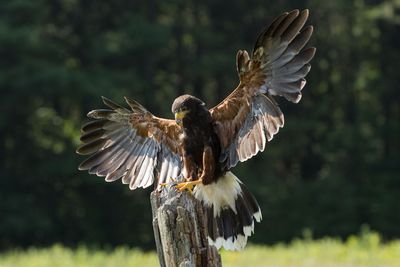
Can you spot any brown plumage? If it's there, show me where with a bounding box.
[77,9,315,251]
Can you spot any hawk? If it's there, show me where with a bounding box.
[77,9,315,250]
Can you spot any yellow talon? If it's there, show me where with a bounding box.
[176,182,194,193]
[175,179,202,193]
[159,177,177,187]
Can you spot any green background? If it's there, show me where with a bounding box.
[1,0,399,250]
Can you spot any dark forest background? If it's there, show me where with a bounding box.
[1,0,399,250]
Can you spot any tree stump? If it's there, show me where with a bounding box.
[150,186,222,267]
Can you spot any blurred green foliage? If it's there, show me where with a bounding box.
[0,0,399,249]
[1,231,400,267]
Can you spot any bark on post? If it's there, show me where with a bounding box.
[150,186,222,267]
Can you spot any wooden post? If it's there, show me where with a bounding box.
[150,186,222,267]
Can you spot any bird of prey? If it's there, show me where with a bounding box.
[77,9,315,251]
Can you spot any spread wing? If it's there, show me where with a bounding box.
[210,9,316,169]
[77,96,182,190]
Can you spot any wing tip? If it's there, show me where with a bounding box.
[76,146,88,155]
[124,96,146,112]
[302,25,314,37]
[290,9,300,16]
[301,9,309,17]
[309,46,317,56]
[77,162,88,171]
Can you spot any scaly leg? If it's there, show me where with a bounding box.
[175,146,212,193]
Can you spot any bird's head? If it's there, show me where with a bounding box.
[171,94,206,126]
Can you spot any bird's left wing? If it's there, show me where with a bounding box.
[210,9,315,169]
[77,96,182,190]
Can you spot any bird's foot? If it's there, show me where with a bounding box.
[175,179,202,194]
[159,177,177,187]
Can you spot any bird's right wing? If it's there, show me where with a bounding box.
[77,97,182,190]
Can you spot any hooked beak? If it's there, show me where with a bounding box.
[175,110,188,126]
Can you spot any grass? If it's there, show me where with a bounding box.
[1,232,399,267]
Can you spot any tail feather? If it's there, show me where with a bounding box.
[194,171,261,251]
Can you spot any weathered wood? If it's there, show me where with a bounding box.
[151,186,222,267]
